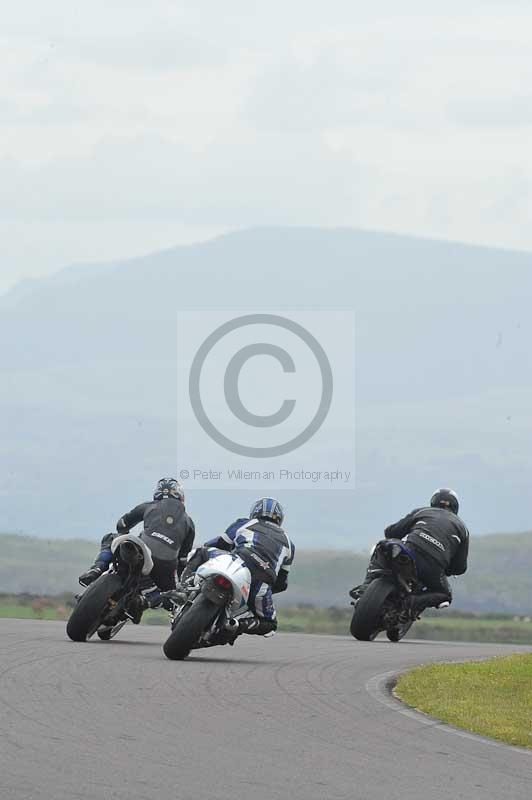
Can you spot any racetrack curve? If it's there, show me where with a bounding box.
[1,619,530,800]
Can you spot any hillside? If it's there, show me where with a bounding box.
[1,227,532,548]
[287,531,532,613]
[2,530,530,613]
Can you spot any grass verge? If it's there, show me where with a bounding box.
[3,596,532,645]
[395,654,532,748]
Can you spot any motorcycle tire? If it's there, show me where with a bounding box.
[386,619,414,642]
[66,573,124,642]
[163,594,219,660]
[350,577,397,641]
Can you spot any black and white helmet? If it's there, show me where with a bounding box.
[430,488,459,515]
[153,478,185,503]
[249,497,284,526]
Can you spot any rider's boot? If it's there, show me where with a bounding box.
[78,562,107,587]
[349,581,368,601]
[219,616,277,646]
[124,594,149,624]
[404,592,451,616]
[79,546,113,587]
[349,563,376,600]
[237,617,277,636]
[349,546,388,601]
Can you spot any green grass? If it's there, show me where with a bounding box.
[0,605,66,620]
[3,595,532,644]
[411,616,532,644]
[275,606,532,643]
[395,655,532,748]
[278,606,349,634]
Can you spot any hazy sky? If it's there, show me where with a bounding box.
[2,1,531,293]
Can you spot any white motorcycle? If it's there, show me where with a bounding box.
[162,551,252,660]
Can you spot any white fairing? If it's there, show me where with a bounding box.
[110,533,154,576]
[196,553,251,612]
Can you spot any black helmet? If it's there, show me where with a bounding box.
[154,478,185,502]
[430,488,459,514]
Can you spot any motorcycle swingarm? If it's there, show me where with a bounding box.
[197,608,234,648]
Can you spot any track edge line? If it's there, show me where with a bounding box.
[365,668,532,756]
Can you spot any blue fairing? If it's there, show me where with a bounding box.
[382,538,416,561]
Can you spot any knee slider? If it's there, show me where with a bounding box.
[257,618,277,635]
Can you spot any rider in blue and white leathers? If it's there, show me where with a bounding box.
[184,498,295,637]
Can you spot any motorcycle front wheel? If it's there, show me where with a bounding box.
[163,594,219,660]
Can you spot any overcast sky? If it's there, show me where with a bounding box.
[1,1,531,293]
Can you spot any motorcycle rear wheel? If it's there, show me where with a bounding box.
[350,578,397,641]
[66,573,124,642]
[163,594,219,660]
[386,619,414,642]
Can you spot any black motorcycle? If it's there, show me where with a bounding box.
[349,538,441,642]
[66,534,164,642]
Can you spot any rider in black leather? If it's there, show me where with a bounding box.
[351,489,469,612]
[78,478,195,620]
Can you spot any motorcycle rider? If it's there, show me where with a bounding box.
[78,478,195,621]
[182,497,294,639]
[350,488,469,613]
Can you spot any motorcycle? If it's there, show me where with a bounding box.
[162,551,252,660]
[349,538,449,642]
[66,534,162,642]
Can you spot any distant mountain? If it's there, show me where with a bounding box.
[1,226,531,546]
[2,530,531,614]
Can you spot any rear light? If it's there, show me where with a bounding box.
[396,553,412,565]
[213,575,232,591]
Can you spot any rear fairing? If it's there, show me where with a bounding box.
[375,539,420,591]
[196,552,252,612]
[110,533,154,576]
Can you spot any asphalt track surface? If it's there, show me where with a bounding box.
[1,620,531,800]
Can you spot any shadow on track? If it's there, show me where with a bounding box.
[173,655,279,665]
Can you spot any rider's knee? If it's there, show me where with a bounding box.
[100,532,115,549]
